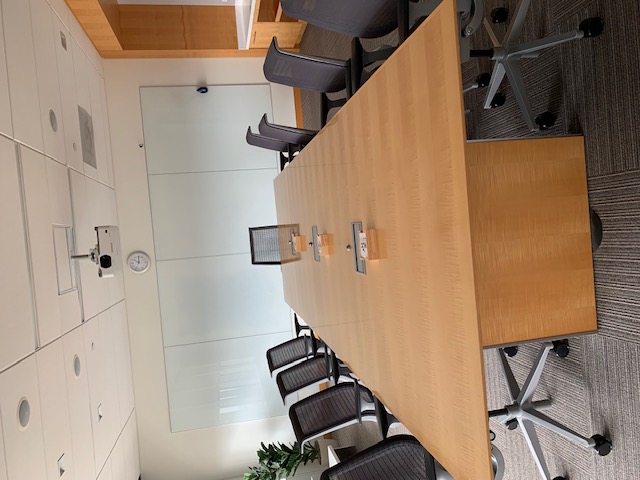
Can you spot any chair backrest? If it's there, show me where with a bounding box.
[249,225,282,265]
[320,435,437,480]
[263,37,349,94]
[289,382,374,447]
[246,127,290,152]
[276,354,329,402]
[281,0,398,39]
[267,336,313,374]
[259,114,318,146]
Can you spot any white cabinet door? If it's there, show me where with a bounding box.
[71,40,97,180]
[0,9,12,138]
[70,171,122,320]
[122,413,140,480]
[89,67,110,186]
[30,0,66,163]
[21,148,63,344]
[52,15,83,171]
[112,302,135,428]
[1,0,43,151]
[84,310,122,473]
[109,438,126,480]
[36,340,75,480]
[0,137,35,370]
[62,326,96,480]
[0,357,47,480]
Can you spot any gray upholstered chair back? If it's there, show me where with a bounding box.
[263,37,350,94]
[281,0,398,39]
[246,127,290,152]
[259,114,317,146]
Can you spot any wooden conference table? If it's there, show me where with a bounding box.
[273,0,597,478]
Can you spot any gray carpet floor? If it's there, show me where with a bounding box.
[299,0,640,478]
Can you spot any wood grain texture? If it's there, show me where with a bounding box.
[98,0,121,41]
[275,1,493,479]
[100,48,267,59]
[118,5,237,51]
[273,0,596,478]
[293,89,304,128]
[182,6,238,50]
[65,0,122,51]
[250,21,306,48]
[466,137,597,347]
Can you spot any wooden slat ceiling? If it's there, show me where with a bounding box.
[65,0,258,58]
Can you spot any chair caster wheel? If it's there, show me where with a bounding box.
[490,92,506,108]
[552,340,570,358]
[476,72,491,88]
[504,346,518,357]
[579,17,604,38]
[506,419,518,430]
[489,430,496,441]
[591,434,612,456]
[491,7,509,23]
[535,111,556,130]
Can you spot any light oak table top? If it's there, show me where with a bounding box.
[273,0,596,478]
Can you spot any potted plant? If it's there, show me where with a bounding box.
[244,442,320,480]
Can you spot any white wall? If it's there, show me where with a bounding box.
[104,57,298,480]
[0,1,138,480]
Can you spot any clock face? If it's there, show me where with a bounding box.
[127,252,150,273]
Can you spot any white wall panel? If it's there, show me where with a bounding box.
[164,332,292,432]
[0,138,35,370]
[36,339,75,480]
[140,85,275,175]
[0,11,12,137]
[97,460,113,480]
[84,311,122,473]
[89,67,114,187]
[109,436,126,480]
[149,168,278,260]
[71,39,98,180]
[1,0,43,151]
[53,15,83,171]
[30,0,66,163]
[122,413,140,480]
[49,0,71,28]
[21,150,81,343]
[112,302,135,428]
[158,254,290,346]
[21,148,62,344]
[0,357,47,480]
[70,170,122,319]
[62,326,96,480]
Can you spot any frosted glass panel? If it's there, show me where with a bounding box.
[140,85,276,175]
[165,332,293,432]
[158,254,290,346]
[142,85,292,433]
[148,168,278,260]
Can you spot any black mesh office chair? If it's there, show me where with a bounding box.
[249,225,283,265]
[320,435,437,480]
[289,382,390,451]
[263,37,352,126]
[276,348,353,402]
[276,355,332,403]
[267,335,323,376]
[246,127,299,170]
[258,114,318,146]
